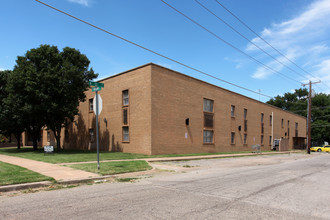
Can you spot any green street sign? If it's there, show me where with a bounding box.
[89,81,104,88]
[92,86,102,92]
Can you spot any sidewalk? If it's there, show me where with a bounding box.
[0,154,100,182]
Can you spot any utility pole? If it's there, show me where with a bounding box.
[302,80,321,154]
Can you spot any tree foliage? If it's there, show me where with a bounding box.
[267,88,330,145]
[5,45,97,151]
[0,70,25,149]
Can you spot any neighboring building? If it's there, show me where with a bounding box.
[54,63,306,155]
[22,129,55,147]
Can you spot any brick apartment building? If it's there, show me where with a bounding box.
[26,63,306,154]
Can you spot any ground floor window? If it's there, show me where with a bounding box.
[89,129,94,143]
[244,134,247,145]
[122,126,129,142]
[231,132,235,144]
[203,130,214,144]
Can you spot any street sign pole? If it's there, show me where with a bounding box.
[96,90,100,170]
[89,81,104,170]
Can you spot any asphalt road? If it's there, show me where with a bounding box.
[1,153,330,219]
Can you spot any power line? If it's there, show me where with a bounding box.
[34,0,273,98]
[160,0,302,86]
[214,0,330,91]
[291,105,330,112]
[313,114,330,119]
[311,124,330,128]
[195,0,312,84]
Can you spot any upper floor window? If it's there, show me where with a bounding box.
[231,105,235,117]
[123,108,129,125]
[261,113,264,123]
[269,115,272,126]
[281,119,284,128]
[203,98,213,112]
[244,108,247,120]
[203,98,214,144]
[89,98,93,112]
[122,90,129,106]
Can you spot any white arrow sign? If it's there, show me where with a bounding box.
[93,94,103,115]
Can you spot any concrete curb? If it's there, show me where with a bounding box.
[0,181,52,192]
[0,168,157,193]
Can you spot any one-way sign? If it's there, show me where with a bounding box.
[92,86,102,92]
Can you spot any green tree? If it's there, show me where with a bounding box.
[0,70,25,149]
[8,45,97,151]
[267,88,330,145]
[44,46,98,152]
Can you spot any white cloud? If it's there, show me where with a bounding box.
[68,0,92,7]
[245,0,330,90]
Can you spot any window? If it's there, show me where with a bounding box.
[122,90,130,142]
[204,113,214,128]
[244,120,248,132]
[281,119,284,128]
[261,113,264,134]
[203,98,214,144]
[295,122,298,137]
[231,132,235,144]
[288,120,290,137]
[269,115,272,126]
[89,98,93,112]
[261,135,264,145]
[269,136,272,146]
[123,108,129,125]
[47,131,50,142]
[203,130,214,144]
[244,109,247,120]
[89,129,94,143]
[203,98,213,112]
[244,134,247,145]
[122,90,129,106]
[122,127,129,142]
[231,105,235,117]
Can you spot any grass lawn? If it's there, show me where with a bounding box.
[0,147,272,164]
[0,161,54,186]
[67,160,152,176]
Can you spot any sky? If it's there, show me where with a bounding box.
[1,0,330,102]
